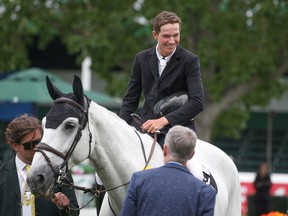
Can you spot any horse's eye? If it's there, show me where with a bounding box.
[65,122,76,130]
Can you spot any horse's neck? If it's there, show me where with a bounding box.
[88,102,162,184]
[86,102,164,212]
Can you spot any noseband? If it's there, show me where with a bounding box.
[35,96,92,184]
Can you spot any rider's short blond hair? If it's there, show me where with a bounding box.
[153,11,182,34]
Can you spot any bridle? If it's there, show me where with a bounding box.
[34,95,129,214]
[34,95,159,215]
[35,95,92,191]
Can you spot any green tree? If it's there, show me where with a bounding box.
[0,0,287,141]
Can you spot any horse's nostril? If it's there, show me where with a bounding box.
[36,175,45,184]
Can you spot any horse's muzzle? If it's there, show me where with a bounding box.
[26,166,55,196]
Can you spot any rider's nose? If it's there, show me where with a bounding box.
[168,38,174,43]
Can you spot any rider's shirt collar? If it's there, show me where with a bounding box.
[156,44,175,62]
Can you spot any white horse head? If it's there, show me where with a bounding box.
[27,75,241,216]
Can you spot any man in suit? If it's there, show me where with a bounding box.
[120,125,216,216]
[0,114,79,216]
[119,10,204,147]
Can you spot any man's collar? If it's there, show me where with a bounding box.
[15,155,27,171]
[167,161,184,166]
[155,44,176,62]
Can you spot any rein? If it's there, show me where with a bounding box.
[57,173,130,212]
[131,113,160,170]
[134,130,158,170]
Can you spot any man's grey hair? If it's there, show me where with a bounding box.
[164,125,197,164]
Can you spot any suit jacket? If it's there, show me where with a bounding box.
[119,45,204,133]
[0,157,79,216]
[120,162,216,216]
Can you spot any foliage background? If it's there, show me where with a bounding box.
[0,0,287,141]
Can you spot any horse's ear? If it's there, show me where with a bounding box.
[46,76,63,100]
[73,75,84,101]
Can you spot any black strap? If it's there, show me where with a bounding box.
[108,196,117,216]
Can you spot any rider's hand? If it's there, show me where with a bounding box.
[142,117,169,133]
[50,192,70,209]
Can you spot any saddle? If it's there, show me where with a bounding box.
[202,167,218,193]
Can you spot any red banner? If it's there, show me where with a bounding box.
[240,172,288,215]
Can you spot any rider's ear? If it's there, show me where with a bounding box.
[72,75,84,103]
[46,76,64,100]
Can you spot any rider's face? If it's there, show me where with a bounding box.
[152,23,180,57]
[12,129,42,164]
